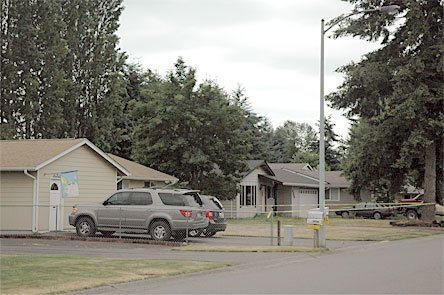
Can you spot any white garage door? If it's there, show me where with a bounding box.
[298,188,318,218]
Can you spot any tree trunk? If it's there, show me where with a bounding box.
[422,142,436,222]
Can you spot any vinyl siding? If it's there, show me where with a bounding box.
[0,172,34,230]
[38,145,118,231]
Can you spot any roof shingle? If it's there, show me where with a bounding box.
[0,138,84,169]
[108,154,178,182]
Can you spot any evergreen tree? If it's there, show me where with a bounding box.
[328,0,443,219]
[131,58,250,199]
[1,0,67,138]
[61,0,126,151]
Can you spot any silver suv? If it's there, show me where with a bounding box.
[69,188,209,241]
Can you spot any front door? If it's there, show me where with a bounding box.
[49,178,63,231]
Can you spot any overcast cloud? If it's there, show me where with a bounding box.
[117,0,382,138]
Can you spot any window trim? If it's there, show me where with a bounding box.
[325,188,341,201]
[240,185,257,207]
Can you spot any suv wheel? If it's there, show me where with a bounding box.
[188,229,202,237]
[76,216,96,237]
[341,211,349,218]
[406,210,418,220]
[150,221,171,241]
[373,212,382,220]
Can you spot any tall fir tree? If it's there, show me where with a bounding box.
[328,0,443,219]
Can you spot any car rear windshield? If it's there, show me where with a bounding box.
[183,194,201,207]
[184,192,203,207]
[158,193,187,206]
[202,197,223,210]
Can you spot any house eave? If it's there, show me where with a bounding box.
[122,176,178,182]
[0,167,37,172]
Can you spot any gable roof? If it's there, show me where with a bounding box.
[273,168,319,187]
[269,163,313,171]
[325,171,350,188]
[0,138,130,175]
[268,162,350,188]
[246,160,275,176]
[108,154,178,183]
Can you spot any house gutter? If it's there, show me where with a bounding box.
[24,170,38,233]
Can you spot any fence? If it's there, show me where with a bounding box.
[0,204,213,243]
[0,202,439,246]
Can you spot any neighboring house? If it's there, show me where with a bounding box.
[0,139,129,232]
[108,154,178,189]
[233,160,371,218]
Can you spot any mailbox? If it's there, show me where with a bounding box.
[307,209,324,225]
[307,207,330,229]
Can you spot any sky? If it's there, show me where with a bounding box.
[116,0,382,138]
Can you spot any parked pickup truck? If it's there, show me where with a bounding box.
[69,188,209,241]
[397,194,424,220]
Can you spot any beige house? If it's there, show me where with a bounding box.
[108,154,178,189]
[0,139,129,232]
[232,160,371,218]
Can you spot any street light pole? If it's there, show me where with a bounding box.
[319,18,326,248]
[318,5,399,248]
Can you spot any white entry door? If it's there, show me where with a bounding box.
[49,178,63,231]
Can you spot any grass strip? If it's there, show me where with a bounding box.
[0,255,231,295]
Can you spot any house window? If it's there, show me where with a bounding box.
[240,185,257,207]
[144,181,154,188]
[325,188,340,201]
[117,181,123,190]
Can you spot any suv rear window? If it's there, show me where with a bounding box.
[184,192,203,207]
[158,193,186,206]
[210,198,223,210]
[202,197,223,210]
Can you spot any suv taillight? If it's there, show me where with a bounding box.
[206,211,214,220]
[180,209,192,218]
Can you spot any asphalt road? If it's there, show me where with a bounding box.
[68,235,444,295]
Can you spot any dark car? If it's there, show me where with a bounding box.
[336,202,395,219]
[188,195,227,237]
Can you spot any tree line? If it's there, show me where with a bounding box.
[0,0,340,199]
[2,0,441,211]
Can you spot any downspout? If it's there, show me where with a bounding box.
[36,170,40,232]
[24,170,37,233]
[117,176,123,190]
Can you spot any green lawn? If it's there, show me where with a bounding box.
[0,255,231,295]
[224,216,443,241]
